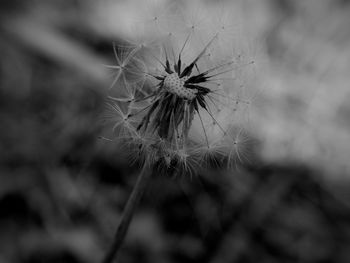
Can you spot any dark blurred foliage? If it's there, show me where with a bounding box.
[1,1,350,263]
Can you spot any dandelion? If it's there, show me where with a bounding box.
[100,1,256,262]
[105,34,253,171]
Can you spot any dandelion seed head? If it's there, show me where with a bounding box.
[102,0,257,173]
[163,73,197,99]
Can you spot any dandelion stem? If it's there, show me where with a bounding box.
[102,163,152,263]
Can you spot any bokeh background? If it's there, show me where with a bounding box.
[1,0,350,262]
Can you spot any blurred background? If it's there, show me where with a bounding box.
[1,0,350,262]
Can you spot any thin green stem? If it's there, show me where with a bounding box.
[102,163,152,263]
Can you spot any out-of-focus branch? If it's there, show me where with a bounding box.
[1,16,109,91]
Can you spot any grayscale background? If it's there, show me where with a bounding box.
[1,1,350,262]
